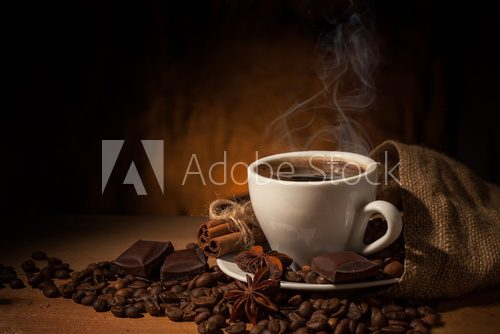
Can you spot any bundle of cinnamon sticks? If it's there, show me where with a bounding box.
[197,219,266,257]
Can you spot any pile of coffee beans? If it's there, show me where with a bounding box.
[247,295,441,334]
[284,259,404,285]
[0,264,25,289]
[3,243,442,333]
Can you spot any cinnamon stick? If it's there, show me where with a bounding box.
[202,228,266,257]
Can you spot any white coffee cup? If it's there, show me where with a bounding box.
[247,151,402,266]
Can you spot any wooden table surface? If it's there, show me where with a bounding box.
[0,215,499,334]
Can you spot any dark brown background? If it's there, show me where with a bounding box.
[2,0,499,218]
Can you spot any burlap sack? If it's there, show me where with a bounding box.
[370,140,500,299]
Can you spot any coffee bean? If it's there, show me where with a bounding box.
[304,271,318,284]
[163,280,179,289]
[58,283,75,298]
[249,324,266,334]
[311,309,326,319]
[43,284,60,298]
[115,288,132,298]
[133,301,146,313]
[355,322,369,334]
[39,280,56,291]
[113,280,127,290]
[388,320,408,327]
[306,313,327,331]
[210,271,227,282]
[288,312,303,322]
[40,267,55,280]
[287,295,302,307]
[382,261,404,278]
[183,310,197,322]
[371,307,386,327]
[290,318,306,331]
[321,298,340,314]
[331,305,347,318]
[144,298,162,316]
[171,284,184,294]
[257,320,269,328]
[165,306,184,321]
[343,319,355,334]
[47,257,63,267]
[311,299,322,310]
[412,323,430,334]
[382,305,406,320]
[198,320,220,334]
[333,318,349,334]
[72,289,86,303]
[21,260,39,273]
[213,300,229,317]
[298,301,313,318]
[125,306,143,318]
[147,285,162,296]
[9,278,25,289]
[225,321,246,334]
[196,272,215,288]
[108,295,126,306]
[380,325,406,333]
[195,311,212,324]
[348,302,364,320]
[28,274,44,288]
[129,280,148,289]
[111,305,126,317]
[159,291,180,303]
[55,269,70,279]
[81,295,96,306]
[294,327,312,334]
[52,263,70,271]
[327,318,338,331]
[208,314,226,328]
[268,318,287,333]
[133,288,148,298]
[32,251,48,261]
[93,299,110,312]
[193,295,218,307]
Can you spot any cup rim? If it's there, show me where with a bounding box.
[247,150,377,185]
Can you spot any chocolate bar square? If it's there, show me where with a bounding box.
[111,240,174,277]
[311,251,379,283]
[160,247,207,282]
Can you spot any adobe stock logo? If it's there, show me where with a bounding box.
[101,140,164,195]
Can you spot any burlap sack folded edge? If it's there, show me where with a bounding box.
[370,140,500,299]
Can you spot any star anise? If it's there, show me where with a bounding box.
[234,245,293,279]
[225,267,280,324]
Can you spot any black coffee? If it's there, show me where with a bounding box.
[256,157,365,181]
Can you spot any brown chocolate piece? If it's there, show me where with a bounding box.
[311,251,379,283]
[161,248,207,281]
[111,240,174,277]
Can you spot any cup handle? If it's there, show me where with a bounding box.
[351,200,403,255]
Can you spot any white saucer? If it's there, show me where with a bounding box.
[216,254,400,291]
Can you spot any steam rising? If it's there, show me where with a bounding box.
[267,13,379,155]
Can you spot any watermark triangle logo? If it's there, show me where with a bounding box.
[101,140,164,195]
